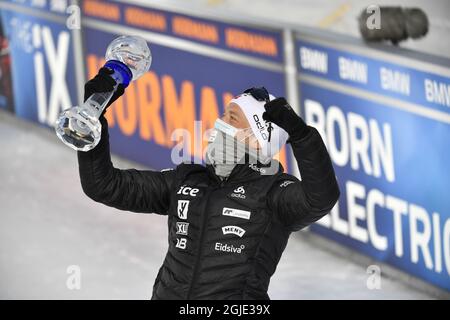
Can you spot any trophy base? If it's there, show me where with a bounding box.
[55,106,102,152]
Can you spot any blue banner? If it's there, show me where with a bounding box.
[0,0,289,171]
[84,27,287,171]
[0,7,77,127]
[82,0,283,63]
[297,39,450,291]
[0,13,14,112]
[3,0,73,16]
[297,40,450,114]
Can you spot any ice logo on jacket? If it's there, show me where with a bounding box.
[177,185,199,197]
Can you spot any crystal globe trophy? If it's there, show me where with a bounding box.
[55,35,152,151]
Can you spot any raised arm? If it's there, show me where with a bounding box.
[77,68,174,214]
[263,98,340,231]
[78,117,174,214]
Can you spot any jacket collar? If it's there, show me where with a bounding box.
[205,159,283,185]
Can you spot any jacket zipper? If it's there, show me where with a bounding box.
[186,181,223,299]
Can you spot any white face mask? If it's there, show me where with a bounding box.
[205,119,270,178]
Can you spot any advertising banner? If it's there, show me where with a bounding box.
[296,37,450,291]
[0,14,14,112]
[0,1,78,127]
[82,0,287,170]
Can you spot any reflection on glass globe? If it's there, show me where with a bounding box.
[55,106,101,152]
[105,35,152,81]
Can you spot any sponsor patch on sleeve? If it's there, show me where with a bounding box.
[279,180,295,188]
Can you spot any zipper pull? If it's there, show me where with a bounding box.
[267,122,273,142]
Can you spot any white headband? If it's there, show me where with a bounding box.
[229,93,289,159]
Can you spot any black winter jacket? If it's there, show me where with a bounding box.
[77,118,340,300]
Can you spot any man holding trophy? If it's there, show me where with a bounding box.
[56,35,340,300]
